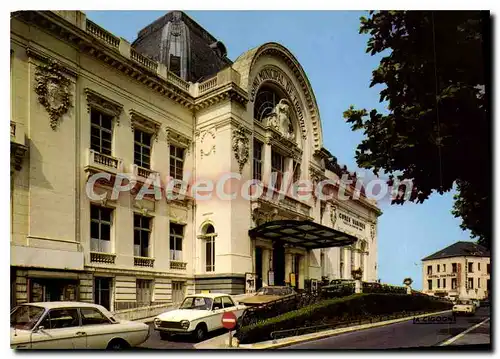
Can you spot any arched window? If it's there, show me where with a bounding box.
[200,224,216,272]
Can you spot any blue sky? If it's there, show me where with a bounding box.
[86,10,472,289]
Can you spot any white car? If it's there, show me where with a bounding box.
[154,293,246,341]
[452,299,476,316]
[11,302,150,349]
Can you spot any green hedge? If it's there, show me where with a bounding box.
[235,293,452,344]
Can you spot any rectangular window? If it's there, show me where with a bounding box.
[253,140,263,181]
[170,55,181,77]
[134,129,152,169]
[452,263,457,273]
[293,161,301,183]
[169,145,185,181]
[487,263,491,274]
[467,277,474,290]
[90,205,112,253]
[478,278,481,288]
[427,265,432,275]
[136,279,153,307]
[271,150,285,191]
[428,280,433,290]
[134,214,151,258]
[443,264,446,272]
[169,223,184,261]
[94,277,111,311]
[437,279,440,288]
[437,264,440,272]
[206,236,215,272]
[451,278,457,289]
[222,296,235,309]
[90,108,113,156]
[468,262,474,273]
[81,307,111,325]
[172,281,185,304]
[442,278,446,288]
[478,262,481,271]
[29,279,78,303]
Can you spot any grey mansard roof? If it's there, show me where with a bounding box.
[132,11,232,83]
[422,241,490,261]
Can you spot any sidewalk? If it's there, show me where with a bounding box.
[195,309,451,349]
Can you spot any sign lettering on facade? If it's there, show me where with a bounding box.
[338,212,366,233]
[250,67,305,125]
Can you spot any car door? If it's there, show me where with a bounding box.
[209,297,225,330]
[79,307,116,349]
[30,308,86,349]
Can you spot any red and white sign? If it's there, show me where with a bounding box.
[221,311,237,330]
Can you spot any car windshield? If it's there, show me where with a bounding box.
[457,300,472,305]
[256,287,291,296]
[179,297,213,310]
[11,305,45,330]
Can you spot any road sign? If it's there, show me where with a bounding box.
[221,311,237,330]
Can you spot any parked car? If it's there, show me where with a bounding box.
[452,299,476,316]
[153,293,246,342]
[472,299,481,308]
[238,286,297,307]
[11,302,150,349]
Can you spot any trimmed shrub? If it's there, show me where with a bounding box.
[235,293,452,344]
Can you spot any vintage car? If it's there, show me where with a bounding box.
[452,299,476,316]
[238,286,297,307]
[153,293,246,341]
[11,301,150,349]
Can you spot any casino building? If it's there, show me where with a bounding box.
[10,11,381,312]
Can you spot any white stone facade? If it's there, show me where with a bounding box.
[422,256,490,300]
[10,11,380,311]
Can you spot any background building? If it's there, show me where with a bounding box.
[421,241,490,301]
[10,10,381,312]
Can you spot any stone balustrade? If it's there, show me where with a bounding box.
[90,251,116,264]
[134,256,155,268]
[85,19,120,49]
[170,260,187,270]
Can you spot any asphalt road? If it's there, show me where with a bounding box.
[139,323,228,349]
[282,307,491,349]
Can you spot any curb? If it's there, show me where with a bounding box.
[238,309,452,349]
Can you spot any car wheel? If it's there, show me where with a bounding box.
[159,332,171,341]
[194,324,207,342]
[107,339,130,350]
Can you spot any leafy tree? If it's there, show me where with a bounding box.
[343,11,490,248]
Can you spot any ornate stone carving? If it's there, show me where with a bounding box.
[200,128,216,158]
[166,128,192,154]
[263,99,294,141]
[129,109,161,142]
[232,125,250,174]
[370,224,376,241]
[84,88,123,125]
[331,204,337,227]
[34,59,72,130]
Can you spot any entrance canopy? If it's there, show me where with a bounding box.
[249,220,357,250]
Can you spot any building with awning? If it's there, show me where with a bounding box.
[10,10,382,310]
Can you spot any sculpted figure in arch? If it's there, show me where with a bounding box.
[275,99,294,140]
